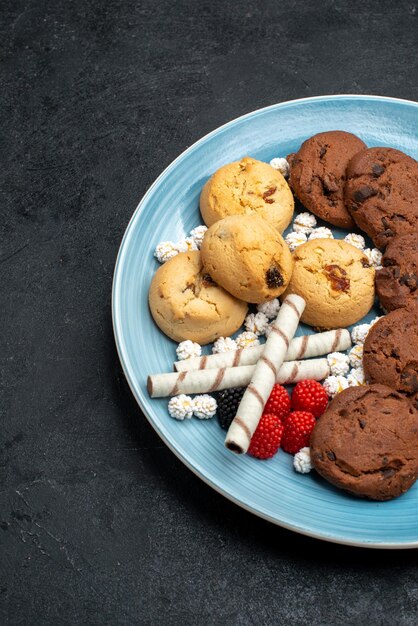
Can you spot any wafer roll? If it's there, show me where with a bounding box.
[173,329,351,372]
[147,358,329,398]
[225,294,306,455]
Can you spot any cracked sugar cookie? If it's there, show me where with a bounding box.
[200,214,293,304]
[148,251,247,344]
[281,238,374,328]
[200,157,294,233]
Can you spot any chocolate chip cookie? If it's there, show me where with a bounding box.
[344,147,418,249]
[363,306,418,408]
[288,131,366,228]
[311,384,418,500]
[375,232,418,312]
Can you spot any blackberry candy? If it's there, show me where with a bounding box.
[216,387,246,430]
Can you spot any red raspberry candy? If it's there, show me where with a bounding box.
[281,411,316,454]
[291,379,328,418]
[248,413,284,459]
[264,384,291,421]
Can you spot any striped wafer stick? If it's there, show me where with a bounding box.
[225,294,306,455]
[147,358,329,398]
[173,329,351,372]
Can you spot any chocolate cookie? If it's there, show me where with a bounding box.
[363,306,418,408]
[375,233,418,312]
[288,131,367,228]
[311,384,418,501]
[344,147,418,249]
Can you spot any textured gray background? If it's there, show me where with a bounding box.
[1,1,418,624]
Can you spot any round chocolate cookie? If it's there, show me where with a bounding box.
[311,384,418,501]
[375,232,418,312]
[363,306,418,408]
[344,147,418,249]
[288,130,367,228]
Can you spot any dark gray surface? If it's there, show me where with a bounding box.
[1,1,418,624]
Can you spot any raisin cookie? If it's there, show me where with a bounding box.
[288,131,366,228]
[281,238,374,328]
[375,232,418,312]
[344,147,418,249]
[363,305,418,408]
[200,157,294,233]
[311,384,418,501]
[200,214,293,304]
[148,251,248,344]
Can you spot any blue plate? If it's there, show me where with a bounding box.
[112,95,418,548]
